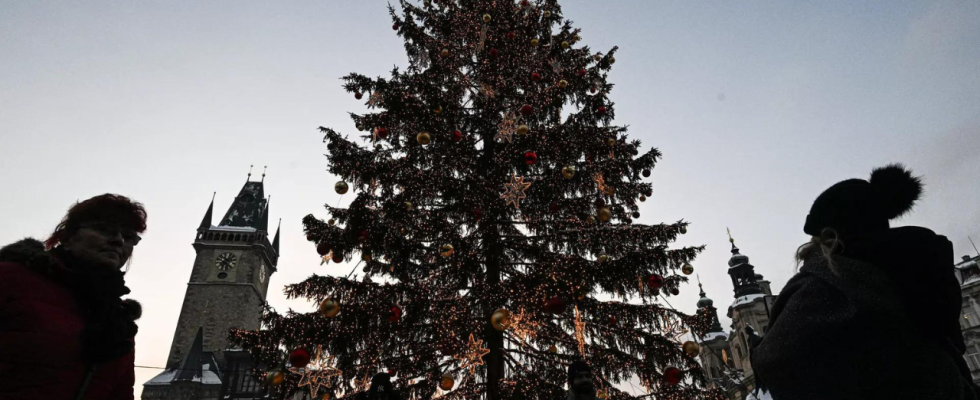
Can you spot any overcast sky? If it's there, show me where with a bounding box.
[2,0,979,397]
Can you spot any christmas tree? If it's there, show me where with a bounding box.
[233,1,724,399]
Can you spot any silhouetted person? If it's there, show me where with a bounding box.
[567,360,598,400]
[0,194,146,400]
[752,165,979,400]
[357,372,402,400]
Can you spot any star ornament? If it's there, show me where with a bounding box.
[500,173,533,209]
[455,333,491,374]
[290,346,342,398]
[495,111,518,143]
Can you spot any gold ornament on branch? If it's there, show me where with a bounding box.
[683,340,700,357]
[417,132,431,145]
[491,308,510,331]
[682,263,694,275]
[455,333,491,374]
[561,166,576,179]
[335,181,349,195]
[516,124,529,135]
[440,373,455,390]
[319,299,341,318]
[597,207,612,223]
[500,173,532,209]
[440,244,455,258]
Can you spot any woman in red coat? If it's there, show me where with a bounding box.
[0,194,146,400]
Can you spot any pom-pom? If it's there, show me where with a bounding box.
[869,164,922,219]
[121,299,142,320]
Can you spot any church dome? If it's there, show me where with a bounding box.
[697,283,714,308]
[728,246,749,268]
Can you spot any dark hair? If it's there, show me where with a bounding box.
[45,194,148,249]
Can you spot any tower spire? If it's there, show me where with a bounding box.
[261,166,267,183]
[247,165,253,182]
[272,218,281,254]
[199,192,215,231]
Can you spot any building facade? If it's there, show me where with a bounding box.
[696,240,775,400]
[143,176,280,399]
[956,254,980,385]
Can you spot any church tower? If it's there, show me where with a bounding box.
[143,171,280,399]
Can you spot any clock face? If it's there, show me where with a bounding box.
[259,264,267,283]
[215,252,238,271]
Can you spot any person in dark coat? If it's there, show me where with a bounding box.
[751,164,980,400]
[0,194,146,400]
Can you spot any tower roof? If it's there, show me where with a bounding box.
[697,282,714,309]
[145,327,222,386]
[218,181,268,230]
[198,192,215,230]
[728,243,750,268]
[272,218,281,254]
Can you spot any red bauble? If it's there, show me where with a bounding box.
[590,86,598,94]
[520,105,533,116]
[358,229,368,242]
[520,0,530,8]
[388,305,403,323]
[647,274,664,289]
[664,367,683,385]
[453,130,463,142]
[608,316,618,325]
[577,68,587,77]
[543,297,568,314]
[524,151,538,165]
[376,127,388,139]
[474,207,483,221]
[355,92,363,100]
[332,252,344,263]
[316,242,331,256]
[598,106,607,115]
[392,23,399,30]
[549,202,559,213]
[489,48,499,57]
[531,72,541,81]
[289,347,311,368]
[507,31,516,40]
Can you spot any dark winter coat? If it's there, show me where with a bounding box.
[0,239,137,400]
[752,227,979,400]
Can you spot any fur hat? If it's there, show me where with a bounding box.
[804,164,923,236]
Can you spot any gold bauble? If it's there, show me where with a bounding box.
[597,391,609,400]
[440,374,455,390]
[434,105,443,114]
[266,369,285,386]
[543,10,552,17]
[319,299,341,318]
[417,132,432,145]
[491,308,511,331]
[683,341,700,357]
[440,49,450,58]
[594,54,602,61]
[597,254,610,263]
[639,195,647,202]
[548,345,558,354]
[328,218,336,226]
[530,38,539,47]
[483,14,492,23]
[561,166,576,179]
[322,394,331,400]
[597,207,612,222]
[606,138,616,146]
[680,226,688,234]
[558,79,568,88]
[440,244,455,257]
[573,34,581,42]
[335,181,349,195]
[585,216,596,224]
[404,201,413,211]
[517,124,529,135]
[561,41,570,49]
[362,253,372,262]
[682,263,694,275]
[609,56,616,64]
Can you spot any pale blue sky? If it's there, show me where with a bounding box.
[1,1,978,396]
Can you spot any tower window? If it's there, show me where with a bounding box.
[217,272,228,279]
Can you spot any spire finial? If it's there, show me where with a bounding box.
[247,165,253,181]
[697,274,705,296]
[727,227,739,253]
[261,166,267,182]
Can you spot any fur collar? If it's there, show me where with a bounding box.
[1,238,141,364]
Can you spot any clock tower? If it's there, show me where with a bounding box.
[143,174,280,399]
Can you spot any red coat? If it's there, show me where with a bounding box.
[0,239,134,400]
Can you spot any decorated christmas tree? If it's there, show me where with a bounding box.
[233,1,724,399]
